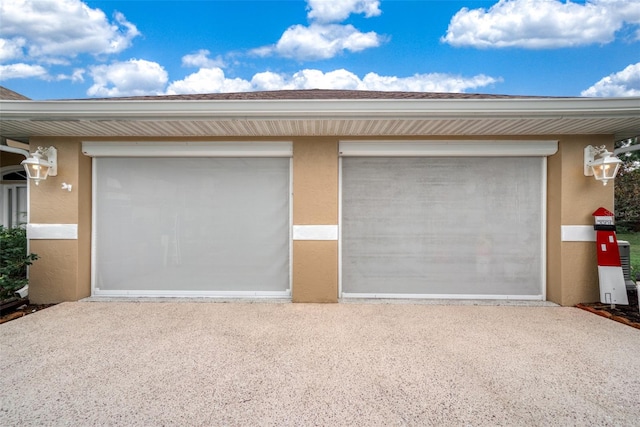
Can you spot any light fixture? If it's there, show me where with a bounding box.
[21,146,57,185]
[584,145,622,186]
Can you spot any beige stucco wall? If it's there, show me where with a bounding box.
[548,135,615,306]
[27,138,91,303]
[23,135,616,306]
[546,141,563,304]
[293,241,338,303]
[292,138,339,302]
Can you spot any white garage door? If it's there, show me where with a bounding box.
[341,141,554,300]
[87,142,291,297]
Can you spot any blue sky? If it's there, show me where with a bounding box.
[1,0,639,100]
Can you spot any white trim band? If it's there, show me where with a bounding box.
[339,140,558,157]
[92,289,291,298]
[341,293,544,300]
[27,223,78,240]
[5,97,639,120]
[561,225,596,242]
[82,141,293,157]
[293,225,339,241]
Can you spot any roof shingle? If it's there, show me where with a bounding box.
[0,86,30,100]
[86,89,554,101]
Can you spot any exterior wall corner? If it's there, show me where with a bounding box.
[551,135,616,306]
[27,138,90,303]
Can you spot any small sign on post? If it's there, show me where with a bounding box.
[592,207,628,306]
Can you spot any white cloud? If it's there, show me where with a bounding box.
[250,0,385,61]
[0,63,49,80]
[0,63,86,83]
[306,0,381,23]
[0,0,140,61]
[0,37,26,62]
[87,59,168,97]
[71,68,86,83]
[163,67,501,95]
[249,71,288,91]
[442,0,640,49]
[581,63,640,97]
[252,69,362,90]
[253,23,384,61]
[56,68,86,83]
[181,50,226,68]
[166,68,252,95]
[360,72,502,93]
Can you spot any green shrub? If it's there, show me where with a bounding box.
[0,225,38,300]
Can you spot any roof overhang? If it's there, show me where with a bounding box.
[1,97,638,142]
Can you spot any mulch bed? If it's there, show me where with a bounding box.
[0,301,56,325]
[577,288,640,330]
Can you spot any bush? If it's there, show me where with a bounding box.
[615,138,640,231]
[0,225,38,300]
[615,168,640,232]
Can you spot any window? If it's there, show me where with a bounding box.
[1,166,28,228]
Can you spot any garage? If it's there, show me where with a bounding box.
[85,142,292,298]
[340,141,557,300]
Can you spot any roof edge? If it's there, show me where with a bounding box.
[2,97,639,121]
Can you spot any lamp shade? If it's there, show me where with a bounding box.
[589,149,622,186]
[584,145,622,186]
[20,147,57,185]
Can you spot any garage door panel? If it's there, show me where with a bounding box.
[342,157,543,297]
[94,157,290,295]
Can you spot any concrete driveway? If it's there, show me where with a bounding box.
[1,301,639,426]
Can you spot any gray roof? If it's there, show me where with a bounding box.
[87,89,550,101]
[0,86,30,100]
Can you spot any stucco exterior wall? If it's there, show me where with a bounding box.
[292,138,339,302]
[293,241,339,303]
[77,142,92,302]
[24,135,616,306]
[29,240,80,302]
[27,138,91,303]
[546,142,563,304]
[554,135,614,306]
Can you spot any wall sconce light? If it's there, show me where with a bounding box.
[21,146,57,186]
[584,145,622,186]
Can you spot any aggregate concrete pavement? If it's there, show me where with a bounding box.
[1,301,639,426]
